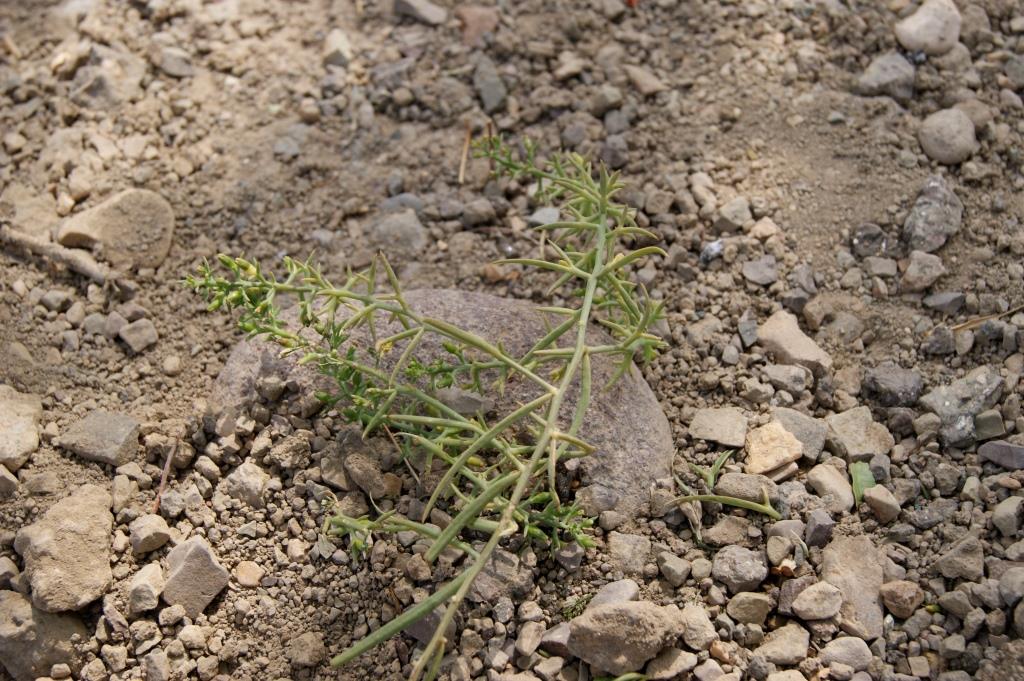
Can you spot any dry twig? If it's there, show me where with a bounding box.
[0,224,136,296]
[152,441,178,514]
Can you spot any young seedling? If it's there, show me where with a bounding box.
[188,137,666,680]
[688,448,735,489]
[670,488,781,521]
[850,461,876,506]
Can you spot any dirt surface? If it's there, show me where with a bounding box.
[1,0,1024,680]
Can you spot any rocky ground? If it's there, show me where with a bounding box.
[1,0,1024,680]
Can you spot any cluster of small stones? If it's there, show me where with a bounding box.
[1,0,1024,680]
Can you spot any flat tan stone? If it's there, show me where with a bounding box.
[745,421,803,476]
[57,189,174,269]
[758,310,833,376]
[233,561,265,588]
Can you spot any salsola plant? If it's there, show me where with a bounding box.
[187,137,669,679]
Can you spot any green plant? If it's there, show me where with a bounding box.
[187,137,667,680]
[688,448,734,488]
[850,461,876,505]
[562,593,594,620]
[670,488,781,520]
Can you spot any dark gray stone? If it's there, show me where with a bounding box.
[905,498,958,530]
[979,440,1024,470]
[804,508,835,547]
[473,56,506,114]
[924,291,966,315]
[467,549,533,603]
[923,325,955,355]
[850,223,889,258]
[862,361,923,407]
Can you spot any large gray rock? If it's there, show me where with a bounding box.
[14,484,113,612]
[825,406,894,462]
[58,410,139,466]
[903,176,963,253]
[568,601,679,675]
[0,590,86,681]
[919,365,1003,446]
[979,440,1024,470]
[758,310,832,376]
[0,386,42,473]
[210,289,674,519]
[56,189,175,268]
[162,537,229,618]
[932,534,984,581]
[821,535,884,640]
[854,52,915,103]
[862,362,923,407]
